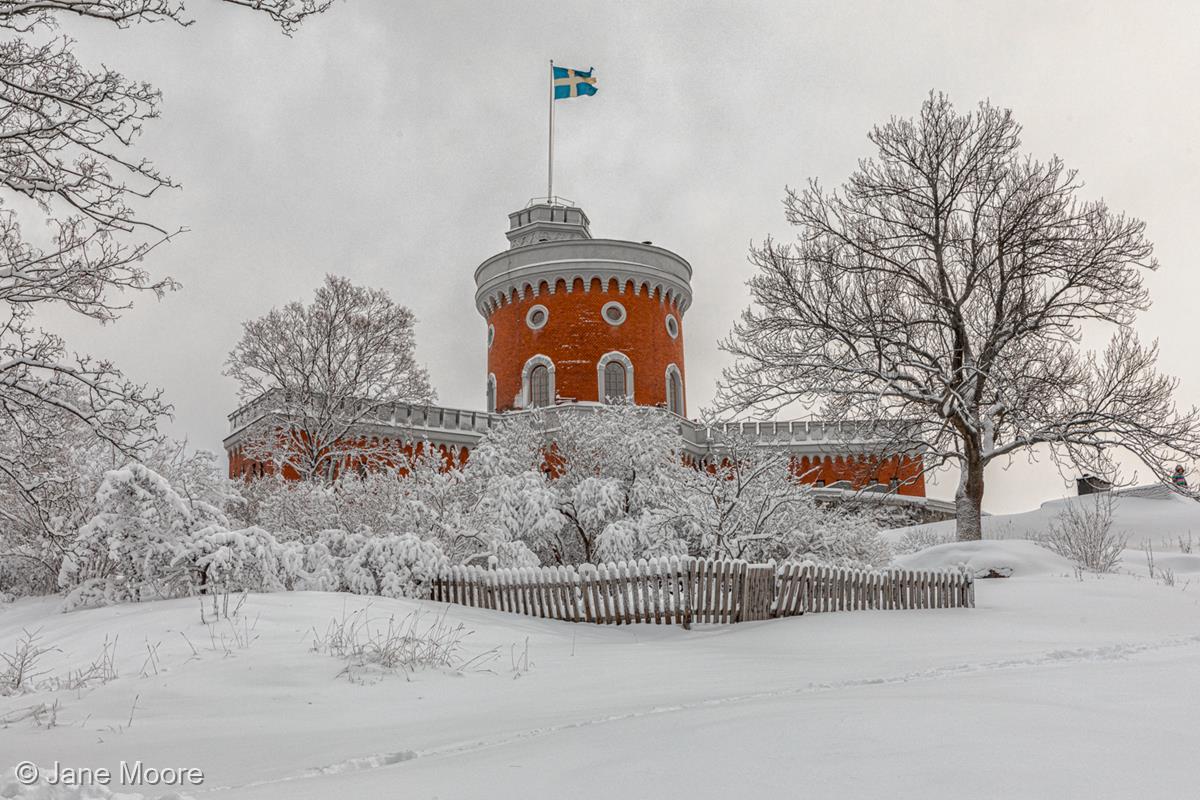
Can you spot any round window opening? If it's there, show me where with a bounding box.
[601,301,627,326]
[526,305,549,330]
[665,314,679,339]
[487,324,495,347]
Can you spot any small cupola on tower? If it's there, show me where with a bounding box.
[506,201,591,248]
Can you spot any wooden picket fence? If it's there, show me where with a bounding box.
[429,557,973,627]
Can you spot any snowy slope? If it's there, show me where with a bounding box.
[896,539,1077,577]
[888,488,1200,577]
[890,487,1200,545]
[2,569,1199,799]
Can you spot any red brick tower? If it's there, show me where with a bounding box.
[475,202,691,415]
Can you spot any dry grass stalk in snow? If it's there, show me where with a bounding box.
[0,628,56,695]
[310,605,497,681]
[1040,494,1128,572]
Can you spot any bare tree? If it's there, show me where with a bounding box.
[719,92,1200,541]
[0,28,175,523]
[0,1,341,546]
[226,275,436,482]
[0,1,337,34]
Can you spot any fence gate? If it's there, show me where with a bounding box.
[740,564,776,621]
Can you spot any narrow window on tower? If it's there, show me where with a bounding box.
[667,367,683,415]
[530,365,550,407]
[604,361,627,401]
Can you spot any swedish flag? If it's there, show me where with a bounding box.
[553,66,597,99]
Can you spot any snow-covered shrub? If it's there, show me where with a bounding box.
[0,383,134,598]
[893,528,953,555]
[235,474,321,540]
[452,469,558,567]
[184,526,290,593]
[786,508,893,568]
[1038,493,1128,572]
[275,539,333,591]
[595,511,689,562]
[0,421,237,600]
[0,554,58,599]
[485,539,542,568]
[59,463,207,601]
[55,448,253,604]
[314,527,369,558]
[60,577,127,612]
[272,527,452,597]
[342,532,449,599]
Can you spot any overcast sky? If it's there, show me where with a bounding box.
[39,0,1200,514]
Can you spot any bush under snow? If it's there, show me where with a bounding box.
[342,532,449,599]
[1037,493,1129,573]
[23,403,905,610]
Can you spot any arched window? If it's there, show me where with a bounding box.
[522,355,555,408]
[530,365,550,407]
[666,366,683,415]
[486,375,496,413]
[596,351,634,403]
[604,361,627,401]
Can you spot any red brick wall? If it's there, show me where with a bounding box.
[227,438,468,481]
[486,276,686,414]
[792,454,927,497]
[230,439,926,497]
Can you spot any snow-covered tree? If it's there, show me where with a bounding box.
[663,435,816,562]
[226,275,436,482]
[476,404,691,564]
[61,462,221,600]
[0,399,119,594]
[720,92,1200,540]
[231,439,543,568]
[591,428,890,567]
[1,418,235,596]
[231,403,894,581]
[0,0,340,564]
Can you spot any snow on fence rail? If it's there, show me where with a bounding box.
[429,557,973,627]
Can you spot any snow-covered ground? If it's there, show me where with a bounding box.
[889,485,1200,580]
[3,533,1199,800]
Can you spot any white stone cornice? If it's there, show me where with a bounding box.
[474,239,693,318]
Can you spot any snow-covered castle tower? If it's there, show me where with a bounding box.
[476,201,690,415]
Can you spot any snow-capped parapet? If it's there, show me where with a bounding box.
[895,540,1076,579]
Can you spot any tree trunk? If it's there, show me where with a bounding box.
[955,453,985,541]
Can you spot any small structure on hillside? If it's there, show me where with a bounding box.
[1077,475,1113,495]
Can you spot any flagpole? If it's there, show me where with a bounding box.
[547,59,555,203]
